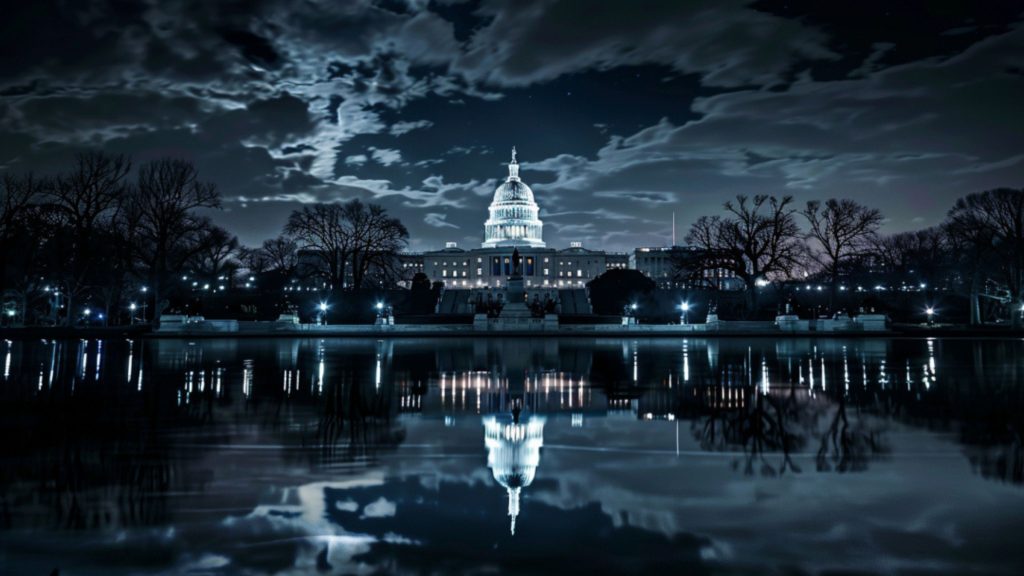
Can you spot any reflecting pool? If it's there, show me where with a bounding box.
[2,337,1024,574]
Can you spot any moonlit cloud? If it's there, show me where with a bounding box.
[370,147,403,167]
[0,1,1021,248]
[424,212,459,229]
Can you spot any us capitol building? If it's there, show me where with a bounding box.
[394,148,740,299]
[404,148,630,291]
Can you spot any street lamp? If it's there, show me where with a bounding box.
[318,301,328,325]
[129,302,137,325]
[679,302,690,325]
[925,306,935,326]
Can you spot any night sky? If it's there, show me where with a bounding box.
[1,1,1022,252]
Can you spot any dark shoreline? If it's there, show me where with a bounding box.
[1,323,1022,339]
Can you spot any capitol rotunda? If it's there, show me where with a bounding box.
[482,147,545,248]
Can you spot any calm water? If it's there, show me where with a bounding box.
[1,336,1024,575]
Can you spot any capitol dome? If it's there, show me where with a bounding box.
[482,147,545,248]
[492,178,536,205]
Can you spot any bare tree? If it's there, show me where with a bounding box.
[188,225,239,288]
[873,227,950,287]
[236,246,270,277]
[802,199,883,306]
[130,159,220,321]
[946,188,1024,325]
[261,236,299,274]
[344,200,409,290]
[1,173,49,321]
[284,204,351,288]
[1,173,46,281]
[48,152,132,324]
[238,236,298,275]
[686,195,803,316]
[284,200,408,290]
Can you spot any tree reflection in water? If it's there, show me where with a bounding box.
[2,335,1024,575]
[690,383,889,477]
[0,339,184,531]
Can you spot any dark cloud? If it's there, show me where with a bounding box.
[450,0,838,88]
[0,0,1021,250]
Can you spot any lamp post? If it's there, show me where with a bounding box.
[621,303,637,325]
[925,306,935,326]
[318,301,328,325]
[45,287,61,325]
[129,303,137,325]
[679,302,690,325]
[141,286,148,324]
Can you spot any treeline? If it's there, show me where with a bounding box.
[680,190,1024,325]
[0,151,408,326]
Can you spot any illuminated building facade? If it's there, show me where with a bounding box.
[418,149,627,290]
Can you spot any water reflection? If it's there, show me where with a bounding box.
[1,337,1024,574]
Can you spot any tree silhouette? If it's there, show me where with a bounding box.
[946,188,1024,326]
[129,158,221,321]
[285,200,408,290]
[686,195,803,317]
[802,198,883,308]
[48,152,132,324]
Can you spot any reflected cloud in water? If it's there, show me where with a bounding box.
[1,337,1024,574]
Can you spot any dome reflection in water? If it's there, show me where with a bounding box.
[2,337,1024,575]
